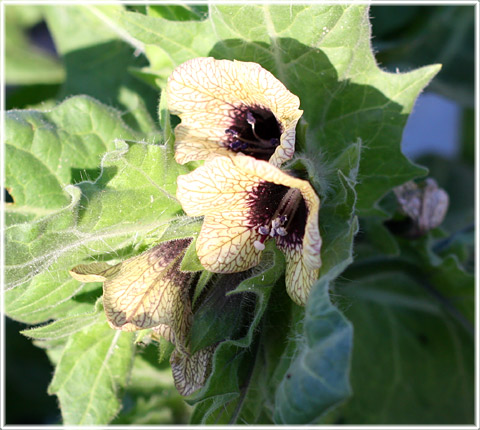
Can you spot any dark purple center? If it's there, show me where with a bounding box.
[246,181,307,249]
[225,106,282,161]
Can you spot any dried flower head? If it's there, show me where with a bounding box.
[392,178,449,238]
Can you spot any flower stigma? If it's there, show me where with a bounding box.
[248,181,307,253]
[225,107,282,160]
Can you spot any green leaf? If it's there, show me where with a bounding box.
[148,5,208,21]
[48,317,135,425]
[5,95,140,224]
[316,141,360,282]
[188,243,285,424]
[21,299,104,341]
[359,205,474,329]
[43,5,159,131]
[5,96,188,324]
[399,234,474,327]
[189,273,255,354]
[371,5,474,107]
[274,279,353,424]
[5,5,65,85]
[112,343,191,425]
[337,204,474,424]
[336,269,474,424]
[221,288,304,424]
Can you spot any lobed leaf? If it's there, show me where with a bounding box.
[121,4,439,214]
[5,95,140,224]
[48,317,135,425]
[5,96,188,324]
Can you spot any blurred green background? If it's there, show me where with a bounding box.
[4,4,475,424]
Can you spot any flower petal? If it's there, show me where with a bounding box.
[153,324,175,344]
[176,155,255,216]
[283,246,320,306]
[177,156,266,272]
[197,211,263,273]
[69,262,121,282]
[99,239,193,344]
[177,154,322,292]
[167,57,302,166]
[230,155,322,274]
[170,345,215,396]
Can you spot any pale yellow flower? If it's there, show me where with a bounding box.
[70,239,194,341]
[69,238,213,396]
[176,154,322,306]
[167,57,303,167]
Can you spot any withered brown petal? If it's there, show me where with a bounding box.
[394,178,449,236]
[170,345,215,396]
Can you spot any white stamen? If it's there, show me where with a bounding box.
[258,225,270,235]
[271,218,281,229]
[254,240,265,251]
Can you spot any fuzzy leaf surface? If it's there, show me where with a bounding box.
[48,317,135,425]
[5,96,187,324]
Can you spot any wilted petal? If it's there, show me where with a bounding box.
[153,323,176,344]
[102,239,193,339]
[70,238,219,396]
[167,57,303,166]
[170,345,215,396]
[393,178,449,237]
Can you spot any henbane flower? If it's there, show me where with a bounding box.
[167,57,303,167]
[70,239,194,341]
[176,154,322,306]
[69,238,213,396]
